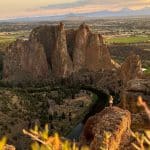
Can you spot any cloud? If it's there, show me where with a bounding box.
[0,0,149,19]
[26,0,149,17]
[40,0,87,9]
[40,0,150,11]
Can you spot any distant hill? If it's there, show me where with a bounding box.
[0,7,150,22]
[85,7,150,18]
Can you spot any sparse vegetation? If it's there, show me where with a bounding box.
[144,67,150,75]
[0,31,29,52]
[23,125,113,150]
[0,96,149,150]
[132,130,150,150]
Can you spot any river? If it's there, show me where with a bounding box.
[67,91,109,140]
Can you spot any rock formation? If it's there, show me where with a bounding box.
[80,107,131,150]
[67,23,113,72]
[3,23,114,81]
[120,53,143,85]
[120,79,150,131]
[120,79,150,113]
[3,39,49,81]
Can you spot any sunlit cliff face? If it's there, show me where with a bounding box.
[0,0,150,19]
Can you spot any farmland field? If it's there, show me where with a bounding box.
[105,35,150,44]
[0,31,29,51]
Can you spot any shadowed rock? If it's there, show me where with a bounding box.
[120,79,150,131]
[121,79,150,113]
[72,24,113,72]
[120,53,143,85]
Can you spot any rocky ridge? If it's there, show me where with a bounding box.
[120,79,150,131]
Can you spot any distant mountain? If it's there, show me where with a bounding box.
[84,7,150,18]
[0,7,150,22]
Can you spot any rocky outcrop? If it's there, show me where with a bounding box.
[120,79,150,131]
[80,107,131,150]
[120,79,150,113]
[3,23,114,81]
[120,53,143,85]
[3,39,48,81]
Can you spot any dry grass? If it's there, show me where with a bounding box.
[23,124,90,150]
[131,96,150,150]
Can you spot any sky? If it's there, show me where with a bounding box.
[0,0,150,19]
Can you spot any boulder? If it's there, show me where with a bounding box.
[80,107,131,150]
